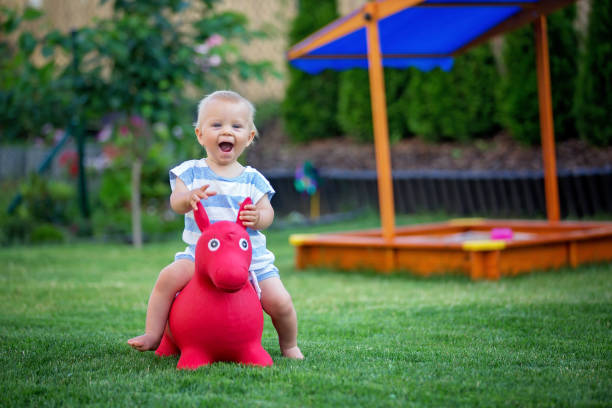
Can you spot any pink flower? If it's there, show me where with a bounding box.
[103,145,122,161]
[194,43,209,55]
[97,125,112,143]
[208,55,222,67]
[130,115,145,128]
[53,129,65,143]
[87,155,111,171]
[119,125,130,137]
[206,34,224,48]
[58,150,79,177]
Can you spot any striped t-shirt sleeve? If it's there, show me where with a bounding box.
[169,160,197,191]
[248,168,275,205]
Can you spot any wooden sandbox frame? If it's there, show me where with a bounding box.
[290,220,612,280]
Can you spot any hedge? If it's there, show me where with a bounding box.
[575,0,612,146]
[498,6,578,145]
[406,43,500,142]
[282,0,340,143]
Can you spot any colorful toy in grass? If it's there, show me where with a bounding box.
[155,198,273,369]
[295,161,321,219]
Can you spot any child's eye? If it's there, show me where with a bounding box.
[233,124,242,129]
[212,122,221,127]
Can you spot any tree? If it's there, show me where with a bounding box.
[41,0,271,247]
[406,43,500,142]
[575,0,612,146]
[0,6,73,142]
[498,6,578,145]
[337,68,412,143]
[282,0,340,143]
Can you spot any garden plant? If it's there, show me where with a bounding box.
[0,0,272,246]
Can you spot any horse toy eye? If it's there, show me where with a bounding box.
[208,238,220,251]
[239,238,249,251]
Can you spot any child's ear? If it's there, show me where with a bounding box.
[247,130,256,146]
[195,127,204,145]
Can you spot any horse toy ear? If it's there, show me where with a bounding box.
[194,201,210,232]
[236,198,253,229]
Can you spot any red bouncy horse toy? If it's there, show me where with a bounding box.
[155,198,273,369]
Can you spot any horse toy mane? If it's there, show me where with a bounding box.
[155,198,273,369]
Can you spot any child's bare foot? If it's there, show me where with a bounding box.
[281,345,304,359]
[127,334,161,352]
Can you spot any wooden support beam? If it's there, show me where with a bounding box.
[364,1,396,244]
[534,15,560,222]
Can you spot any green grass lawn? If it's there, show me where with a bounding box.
[1,213,611,407]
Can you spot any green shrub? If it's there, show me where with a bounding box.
[254,99,281,136]
[498,6,578,145]
[20,174,77,224]
[93,144,177,241]
[30,223,65,244]
[282,0,340,143]
[0,213,32,245]
[337,68,411,143]
[91,207,131,241]
[0,175,77,245]
[98,168,131,211]
[0,6,73,141]
[575,0,612,146]
[337,69,372,142]
[406,43,500,142]
[385,69,413,142]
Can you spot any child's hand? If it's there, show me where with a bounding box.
[239,203,260,228]
[189,184,216,211]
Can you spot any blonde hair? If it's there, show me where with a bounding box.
[194,90,258,138]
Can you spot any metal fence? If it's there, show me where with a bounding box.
[2,145,610,219]
[264,168,612,219]
[0,144,101,181]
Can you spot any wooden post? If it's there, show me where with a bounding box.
[534,15,560,222]
[364,2,396,242]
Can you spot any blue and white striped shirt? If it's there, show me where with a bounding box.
[170,159,276,271]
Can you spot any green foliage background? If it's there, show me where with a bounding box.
[575,0,612,146]
[337,68,412,143]
[498,6,578,145]
[282,0,341,143]
[406,44,500,142]
[0,0,272,243]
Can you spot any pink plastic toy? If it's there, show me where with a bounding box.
[490,227,513,240]
[155,198,273,369]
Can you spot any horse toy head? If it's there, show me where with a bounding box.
[193,198,253,292]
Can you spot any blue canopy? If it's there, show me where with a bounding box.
[288,0,573,74]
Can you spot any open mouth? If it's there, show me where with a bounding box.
[219,142,234,152]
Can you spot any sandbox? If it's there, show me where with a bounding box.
[290,219,612,280]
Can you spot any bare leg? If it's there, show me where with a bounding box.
[259,277,304,359]
[127,259,194,351]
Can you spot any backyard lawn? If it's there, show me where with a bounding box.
[1,214,611,407]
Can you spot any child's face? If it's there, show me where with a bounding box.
[195,98,255,167]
